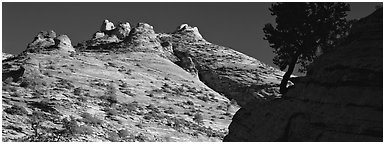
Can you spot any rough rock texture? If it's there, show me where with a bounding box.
[174,24,204,41]
[92,32,105,39]
[54,35,75,52]
[224,9,383,142]
[111,22,131,39]
[100,19,115,32]
[160,26,288,107]
[26,30,56,52]
[173,50,199,77]
[124,23,162,52]
[82,20,132,51]
[3,53,14,60]
[3,19,288,142]
[25,30,75,53]
[2,49,235,142]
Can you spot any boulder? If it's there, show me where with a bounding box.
[54,35,75,52]
[224,8,383,142]
[100,19,115,32]
[92,31,106,39]
[111,22,131,39]
[26,30,56,52]
[125,23,161,50]
[175,24,204,40]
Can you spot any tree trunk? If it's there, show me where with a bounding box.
[279,53,300,94]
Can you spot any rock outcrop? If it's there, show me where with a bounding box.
[159,24,287,107]
[54,35,75,52]
[3,19,290,142]
[111,22,131,39]
[224,9,383,142]
[80,20,132,51]
[3,53,14,60]
[93,20,131,41]
[26,30,56,52]
[174,24,204,41]
[124,23,162,52]
[100,19,115,32]
[25,30,75,53]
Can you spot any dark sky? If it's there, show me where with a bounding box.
[2,2,380,74]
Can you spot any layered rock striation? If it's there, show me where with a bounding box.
[3,18,291,142]
[224,9,383,142]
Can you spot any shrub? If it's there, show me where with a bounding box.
[118,101,139,114]
[106,131,120,142]
[193,113,204,125]
[61,115,94,136]
[164,108,175,114]
[118,129,130,138]
[76,125,94,135]
[20,74,46,90]
[56,79,74,89]
[104,108,119,116]
[73,87,82,96]
[184,100,194,105]
[104,83,118,104]
[197,95,209,102]
[173,87,185,95]
[146,104,159,112]
[143,111,165,120]
[80,112,103,126]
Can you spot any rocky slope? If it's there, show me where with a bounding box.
[2,20,286,142]
[224,8,383,142]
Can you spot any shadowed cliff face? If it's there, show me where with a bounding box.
[224,9,383,142]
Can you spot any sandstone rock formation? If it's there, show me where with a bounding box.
[92,32,105,39]
[174,24,204,41]
[54,35,75,52]
[124,23,162,51]
[173,50,199,77]
[100,19,115,32]
[161,25,287,107]
[25,30,75,53]
[3,52,14,60]
[3,19,290,142]
[224,8,383,142]
[95,20,131,40]
[83,20,131,50]
[26,30,56,52]
[111,22,131,39]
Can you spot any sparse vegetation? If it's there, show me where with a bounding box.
[100,83,118,105]
[193,113,204,125]
[80,112,103,126]
[164,107,176,114]
[4,104,28,115]
[118,129,131,138]
[117,101,139,114]
[73,87,82,96]
[106,131,120,142]
[104,107,119,116]
[184,100,194,105]
[19,74,47,90]
[197,95,209,102]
